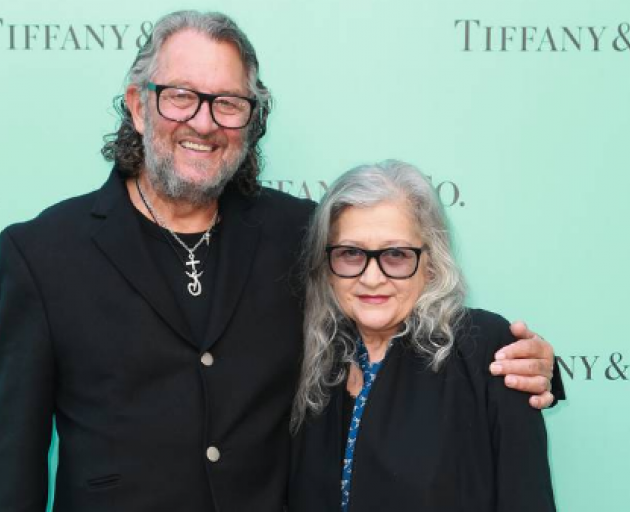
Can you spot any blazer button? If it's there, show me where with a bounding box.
[206,446,221,462]
[201,352,214,367]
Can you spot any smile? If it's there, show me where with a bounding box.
[179,140,219,153]
[357,295,390,304]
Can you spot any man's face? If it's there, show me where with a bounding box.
[127,29,251,203]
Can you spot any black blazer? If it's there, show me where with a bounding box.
[289,309,556,512]
[0,169,315,512]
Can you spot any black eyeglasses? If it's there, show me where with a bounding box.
[325,245,426,279]
[147,82,257,129]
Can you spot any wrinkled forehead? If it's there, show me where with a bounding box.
[154,29,249,94]
[329,199,423,244]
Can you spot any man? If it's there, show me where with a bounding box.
[0,10,561,512]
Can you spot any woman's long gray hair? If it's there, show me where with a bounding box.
[291,160,466,432]
[101,10,272,195]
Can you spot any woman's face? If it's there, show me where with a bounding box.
[328,200,428,344]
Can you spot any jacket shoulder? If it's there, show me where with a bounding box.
[1,190,100,257]
[252,187,316,238]
[4,191,98,236]
[455,308,515,365]
[258,187,316,216]
[465,308,512,335]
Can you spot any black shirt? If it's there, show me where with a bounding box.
[134,207,219,348]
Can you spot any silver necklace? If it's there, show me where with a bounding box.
[135,178,218,297]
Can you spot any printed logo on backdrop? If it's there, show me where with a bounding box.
[455,20,630,52]
[0,19,154,50]
[557,353,628,381]
[262,177,464,206]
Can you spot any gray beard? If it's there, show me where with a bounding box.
[142,120,247,205]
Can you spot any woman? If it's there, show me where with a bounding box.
[289,160,555,511]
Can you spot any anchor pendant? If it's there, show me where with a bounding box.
[185,253,204,297]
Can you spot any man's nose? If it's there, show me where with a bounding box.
[186,100,220,135]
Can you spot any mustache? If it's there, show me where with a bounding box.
[175,129,226,144]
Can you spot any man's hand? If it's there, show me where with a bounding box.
[489,321,555,409]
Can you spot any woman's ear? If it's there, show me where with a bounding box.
[423,256,436,282]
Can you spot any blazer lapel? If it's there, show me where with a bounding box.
[202,185,261,350]
[90,170,194,345]
[326,380,345,504]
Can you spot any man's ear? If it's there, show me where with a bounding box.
[125,85,146,134]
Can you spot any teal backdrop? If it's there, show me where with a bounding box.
[1,1,628,510]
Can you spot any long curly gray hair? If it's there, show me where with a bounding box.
[101,10,272,195]
[291,160,467,432]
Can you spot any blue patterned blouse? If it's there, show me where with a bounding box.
[341,338,392,512]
